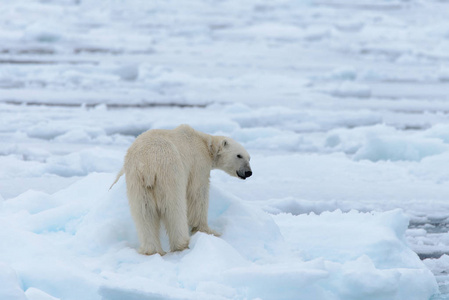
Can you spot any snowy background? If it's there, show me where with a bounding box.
[1,0,449,299]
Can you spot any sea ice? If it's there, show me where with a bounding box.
[1,0,449,298]
[0,173,438,300]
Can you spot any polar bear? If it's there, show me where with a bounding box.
[111,124,252,255]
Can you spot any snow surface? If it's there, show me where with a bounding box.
[0,175,438,300]
[1,0,449,299]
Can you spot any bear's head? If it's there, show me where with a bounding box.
[211,137,252,180]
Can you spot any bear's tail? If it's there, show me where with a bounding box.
[109,167,125,190]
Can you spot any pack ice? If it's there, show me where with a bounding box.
[0,171,437,300]
[1,0,448,298]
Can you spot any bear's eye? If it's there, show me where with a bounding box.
[237,154,243,159]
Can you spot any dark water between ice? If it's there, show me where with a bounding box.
[410,221,449,299]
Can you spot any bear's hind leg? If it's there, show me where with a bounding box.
[158,187,190,252]
[127,182,165,256]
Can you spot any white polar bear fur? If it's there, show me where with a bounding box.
[111,124,252,255]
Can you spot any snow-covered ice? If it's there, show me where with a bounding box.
[0,174,438,299]
[1,0,449,299]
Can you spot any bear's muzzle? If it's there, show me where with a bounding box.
[237,169,252,180]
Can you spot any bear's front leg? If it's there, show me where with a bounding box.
[187,177,221,237]
[191,226,221,237]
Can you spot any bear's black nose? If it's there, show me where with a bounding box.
[245,171,252,178]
